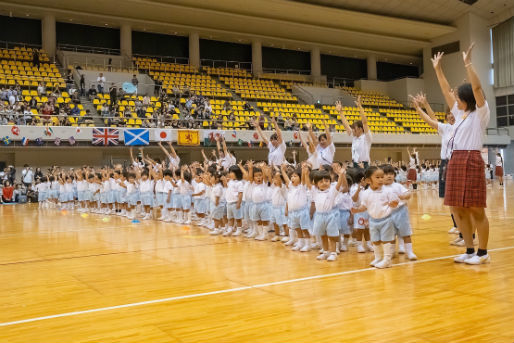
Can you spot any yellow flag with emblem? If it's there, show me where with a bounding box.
[177,129,200,146]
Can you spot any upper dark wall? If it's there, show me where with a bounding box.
[132,31,188,58]
[0,15,41,45]
[377,62,419,81]
[262,47,310,71]
[321,54,367,80]
[56,22,120,50]
[200,39,251,63]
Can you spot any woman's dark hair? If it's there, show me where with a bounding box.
[364,166,380,179]
[351,120,364,130]
[457,83,476,112]
[228,165,243,180]
[313,170,331,184]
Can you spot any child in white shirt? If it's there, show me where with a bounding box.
[352,166,400,269]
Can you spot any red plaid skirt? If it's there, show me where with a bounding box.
[407,168,417,181]
[444,150,486,208]
[495,166,503,176]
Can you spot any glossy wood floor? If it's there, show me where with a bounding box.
[1,181,514,343]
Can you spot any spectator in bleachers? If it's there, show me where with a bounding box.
[172,86,181,100]
[8,88,16,106]
[108,85,117,108]
[101,103,110,118]
[65,70,74,91]
[223,100,232,111]
[29,96,38,109]
[131,74,138,87]
[71,91,80,104]
[88,84,97,100]
[107,58,113,72]
[32,49,40,69]
[97,73,106,94]
[284,117,293,131]
[79,74,86,96]
[142,95,151,107]
[37,82,46,96]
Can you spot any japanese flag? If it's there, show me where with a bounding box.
[154,129,172,142]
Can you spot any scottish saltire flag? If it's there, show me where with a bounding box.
[92,128,119,146]
[124,128,149,146]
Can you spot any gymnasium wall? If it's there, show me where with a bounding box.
[262,47,310,71]
[56,23,120,50]
[132,31,189,59]
[320,54,367,80]
[0,15,41,45]
[199,39,251,63]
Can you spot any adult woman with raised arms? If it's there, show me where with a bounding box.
[432,43,490,264]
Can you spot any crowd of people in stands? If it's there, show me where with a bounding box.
[0,69,87,126]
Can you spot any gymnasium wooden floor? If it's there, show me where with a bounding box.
[1,182,513,343]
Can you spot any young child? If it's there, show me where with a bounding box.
[36,176,49,208]
[350,169,373,253]
[270,170,288,242]
[191,168,208,226]
[209,172,227,235]
[121,172,138,219]
[99,172,112,214]
[307,164,348,262]
[352,166,400,269]
[138,169,154,220]
[177,165,193,224]
[282,164,311,251]
[155,169,167,220]
[249,164,272,240]
[382,164,417,260]
[336,173,354,252]
[225,165,244,236]
[76,171,89,212]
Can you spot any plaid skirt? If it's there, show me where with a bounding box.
[444,150,486,208]
[495,166,503,177]
[407,168,417,181]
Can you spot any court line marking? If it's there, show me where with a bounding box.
[1,245,513,328]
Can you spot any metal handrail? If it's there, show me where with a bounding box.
[0,40,42,50]
[57,43,121,56]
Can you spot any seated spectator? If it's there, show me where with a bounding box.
[223,100,232,111]
[29,97,38,109]
[37,82,46,96]
[142,95,151,106]
[284,117,293,131]
[71,105,80,117]
[244,102,252,111]
[88,84,97,100]
[2,181,14,203]
[71,91,80,104]
[81,109,94,125]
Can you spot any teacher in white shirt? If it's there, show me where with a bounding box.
[336,96,372,168]
[253,116,286,167]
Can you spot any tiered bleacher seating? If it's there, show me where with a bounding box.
[134,57,197,73]
[0,47,64,89]
[202,100,259,130]
[379,108,439,134]
[323,105,404,134]
[220,77,297,101]
[150,72,232,98]
[339,86,403,108]
[94,93,182,127]
[278,81,327,91]
[203,66,251,78]
[260,102,335,131]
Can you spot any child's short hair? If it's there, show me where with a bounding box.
[141,170,149,177]
[289,167,302,179]
[88,174,94,180]
[183,171,192,183]
[228,165,243,180]
[364,166,380,179]
[195,168,203,175]
[348,168,365,184]
[380,164,396,176]
[163,169,173,177]
[127,172,136,180]
[312,170,331,185]
[253,167,262,175]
